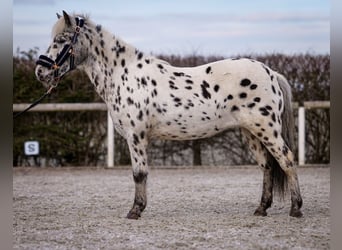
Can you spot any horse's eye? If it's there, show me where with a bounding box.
[54,36,67,44]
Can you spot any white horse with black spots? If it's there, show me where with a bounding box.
[35,11,303,219]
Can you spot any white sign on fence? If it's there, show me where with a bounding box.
[24,141,39,156]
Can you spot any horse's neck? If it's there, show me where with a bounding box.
[80,23,139,100]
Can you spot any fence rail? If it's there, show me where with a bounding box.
[13,101,330,167]
[13,103,108,112]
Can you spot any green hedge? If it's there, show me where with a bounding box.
[13,49,329,166]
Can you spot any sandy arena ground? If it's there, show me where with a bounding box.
[13,166,330,249]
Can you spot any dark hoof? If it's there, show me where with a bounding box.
[126,211,140,220]
[290,209,303,218]
[254,208,267,216]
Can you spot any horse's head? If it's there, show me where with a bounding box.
[35,11,88,88]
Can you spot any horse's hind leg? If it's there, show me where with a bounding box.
[270,141,303,217]
[245,126,303,217]
[241,128,273,216]
[126,133,149,219]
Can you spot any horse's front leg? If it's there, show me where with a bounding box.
[126,132,148,219]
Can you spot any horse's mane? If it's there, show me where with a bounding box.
[51,12,90,38]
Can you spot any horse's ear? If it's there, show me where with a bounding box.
[56,13,61,19]
[62,10,72,27]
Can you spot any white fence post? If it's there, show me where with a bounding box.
[107,111,114,168]
[298,107,305,166]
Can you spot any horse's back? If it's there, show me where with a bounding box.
[148,58,283,140]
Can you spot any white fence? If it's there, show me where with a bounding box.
[13,101,330,167]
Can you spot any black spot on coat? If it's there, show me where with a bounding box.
[96,25,102,33]
[240,78,251,87]
[259,107,270,116]
[231,105,239,112]
[133,134,140,145]
[254,97,261,102]
[239,92,247,98]
[247,103,256,108]
[127,97,134,105]
[201,81,211,99]
[173,72,185,77]
[140,131,145,139]
[137,52,143,60]
[137,110,144,121]
[250,84,258,90]
[95,46,100,55]
[141,77,147,86]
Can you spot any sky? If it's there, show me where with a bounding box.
[13,0,330,57]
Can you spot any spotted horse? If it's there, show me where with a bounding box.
[35,11,303,219]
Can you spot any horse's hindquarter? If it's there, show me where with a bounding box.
[146,58,278,140]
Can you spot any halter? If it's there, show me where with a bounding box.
[14,17,85,119]
[36,17,85,82]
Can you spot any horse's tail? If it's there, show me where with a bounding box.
[267,73,295,199]
[277,73,295,150]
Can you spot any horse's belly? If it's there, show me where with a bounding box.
[150,111,239,140]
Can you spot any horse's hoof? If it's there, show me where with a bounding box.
[126,211,140,220]
[290,209,303,218]
[254,208,267,216]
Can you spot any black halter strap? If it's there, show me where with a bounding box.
[36,16,85,81]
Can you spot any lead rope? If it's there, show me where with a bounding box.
[13,84,57,119]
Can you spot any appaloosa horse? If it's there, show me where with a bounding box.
[35,11,303,219]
